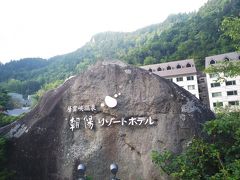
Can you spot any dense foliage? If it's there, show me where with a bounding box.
[0,58,48,82]
[205,60,240,80]
[0,0,239,97]
[152,112,240,179]
[0,114,20,128]
[34,79,64,100]
[221,16,240,51]
[0,58,48,97]
[0,87,10,111]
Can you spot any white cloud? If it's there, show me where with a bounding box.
[0,0,208,63]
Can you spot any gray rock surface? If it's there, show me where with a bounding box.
[0,60,215,180]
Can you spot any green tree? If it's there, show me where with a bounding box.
[143,56,157,65]
[152,112,240,179]
[205,60,240,78]
[221,17,240,51]
[35,79,64,100]
[0,87,10,110]
[75,58,95,73]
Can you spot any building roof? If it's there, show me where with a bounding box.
[141,59,197,77]
[205,52,240,68]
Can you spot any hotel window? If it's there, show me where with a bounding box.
[157,67,162,71]
[228,101,239,106]
[227,90,238,96]
[210,59,216,64]
[224,57,230,61]
[186,63,191,67]
[167,78,173,82]
[226,80,236,86]
[176,77,183,82]
[209,74,218,78]
[213,102,223,107]
[211,82,220,88]
[187,76,194,81]
[212,92,222,97]
[167,66,171,70]
[176,64,181,69]
[188,85,195,90]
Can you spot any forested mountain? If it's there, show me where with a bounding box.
[81,0,239,67]
[0,58,48,82]
[0,0,239,96]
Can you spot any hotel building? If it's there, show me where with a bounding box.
[141,59,200,99]
[205,52,240,111]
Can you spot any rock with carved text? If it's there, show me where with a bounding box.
[0,60,214,180]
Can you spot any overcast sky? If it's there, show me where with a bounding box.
[0,0,208,63]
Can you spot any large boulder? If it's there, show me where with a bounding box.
[1,60,215,180]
